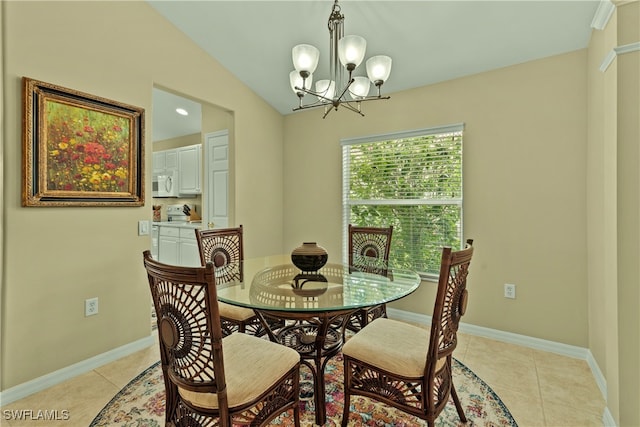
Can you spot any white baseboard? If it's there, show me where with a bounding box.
[0,334,155,406]
[603,407,617,427]
[387,307,615,425]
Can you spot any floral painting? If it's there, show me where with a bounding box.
[22,77,145,206]
[45,101,131,192]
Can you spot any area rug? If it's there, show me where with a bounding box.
[91,353,517,427]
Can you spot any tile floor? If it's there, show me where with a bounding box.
[1,331,606,427]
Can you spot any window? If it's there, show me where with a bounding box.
[342,123,464,278]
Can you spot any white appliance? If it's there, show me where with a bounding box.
[152,170,179,198]
[166,203,195,222]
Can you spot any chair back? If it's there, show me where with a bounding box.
[348,224,393,274]
[195,225,243,283]
[143,250,229,415]
[426,239,474,372]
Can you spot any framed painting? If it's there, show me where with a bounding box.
[22,77,145,206]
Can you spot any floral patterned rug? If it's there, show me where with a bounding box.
[91,352,517,427]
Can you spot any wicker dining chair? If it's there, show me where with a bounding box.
[195,225,264,336]
[143,250,301,427]
[341,239,474,427]
[345,224,394,333]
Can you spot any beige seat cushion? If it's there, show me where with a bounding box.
[218,301,255,322]
[342,318,444,378]
[178,332,299,410]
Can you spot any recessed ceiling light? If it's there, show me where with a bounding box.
[176,108,188,116]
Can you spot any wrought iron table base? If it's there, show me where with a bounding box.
[254,309,355,426]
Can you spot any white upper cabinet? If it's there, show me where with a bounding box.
[166,150,178,170]
[177,144,202,195]
[153,148,178,173]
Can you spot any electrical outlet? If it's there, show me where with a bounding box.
[85,297,99,316]
[138,220,150,236]
[504,283,516,299]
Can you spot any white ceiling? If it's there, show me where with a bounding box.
[150,0,600,140]
[152,88,202,142]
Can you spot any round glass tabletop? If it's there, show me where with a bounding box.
[215,255,421,313]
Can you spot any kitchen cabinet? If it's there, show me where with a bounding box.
[158,225,201,267]
[158,226,180,265]
[153,149,178,173]
[177,144,202,195]
[178,228,201,267]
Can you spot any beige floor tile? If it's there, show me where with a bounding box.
[534,351,605,416]
[468,335,536,364]
[94,344,160,389]
[543,400,603,427]
[1,370,119,427]
[463,337,539,396]
[454,332,471,362]
[491,383,545,427]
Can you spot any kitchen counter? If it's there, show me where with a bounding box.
[153,221,203,229]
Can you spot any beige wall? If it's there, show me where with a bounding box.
[587,7,621,422]
[1,1,284,389]
[586,2,639,424]
[614,3,640,425]
[284,50,589,346]
[154,133,201,151]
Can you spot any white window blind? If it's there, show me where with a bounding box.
[342,123,464,277]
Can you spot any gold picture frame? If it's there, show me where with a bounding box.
[22,77,145,206]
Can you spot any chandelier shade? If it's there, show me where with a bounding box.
[315,79,336,101]
[289,0,391,118]
[292,44,320,75]
[290,70,313,96]
[338,35,367,70]
[349,76,371,100]
[366,55,393,86]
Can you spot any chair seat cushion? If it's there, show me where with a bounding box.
[178,332,299,410]
[219,301,256,322]
[342,318,442,378]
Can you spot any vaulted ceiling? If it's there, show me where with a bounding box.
[149,0,601,140]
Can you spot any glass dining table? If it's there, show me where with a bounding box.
[215,255,421,426]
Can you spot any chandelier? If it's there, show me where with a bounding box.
[289,0,392,118]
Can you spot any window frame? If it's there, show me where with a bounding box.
[341,123,464,280]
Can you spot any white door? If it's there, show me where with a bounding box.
[205,131,229,228]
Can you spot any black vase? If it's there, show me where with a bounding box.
[291,242,328,272]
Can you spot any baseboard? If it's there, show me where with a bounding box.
[602,407,617,426]
[0,334,155,406]
[387,307,612,416]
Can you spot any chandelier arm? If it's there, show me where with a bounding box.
[294,86,334,104]
[292,98,332,112]
[354,95,392,102]
[292,103,330,112]
[338,101,365,117]
[335,78,355,103]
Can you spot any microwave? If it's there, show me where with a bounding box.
[152,170,179,198]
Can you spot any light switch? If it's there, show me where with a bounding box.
[138,220,150,236]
